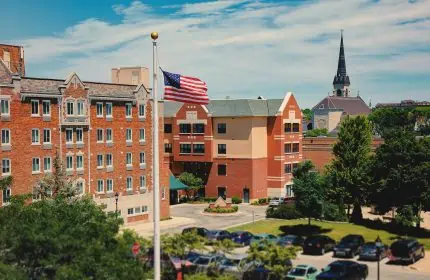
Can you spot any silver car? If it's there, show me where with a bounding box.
[269,197,284,206]
[191,255,224,273]
[218,254,255,278]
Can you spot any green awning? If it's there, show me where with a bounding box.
[169,174,189,191]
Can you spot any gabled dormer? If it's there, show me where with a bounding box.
[59,73,89,126]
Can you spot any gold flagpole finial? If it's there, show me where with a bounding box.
[151,32,159,41]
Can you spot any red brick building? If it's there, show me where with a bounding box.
[0,44,169,223]
[164,93,303,202]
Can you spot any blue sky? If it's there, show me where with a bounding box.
[1,0,429,108]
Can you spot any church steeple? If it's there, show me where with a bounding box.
[333,30,351,97]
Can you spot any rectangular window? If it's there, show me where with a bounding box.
[284,163,292,174]
[164,124,172,133]
[164,143,172,153]
[66,100,74,116]
[179,124,191,134]
[97,154,104,168]
[97,129,103,143]
[127,208,134,215]
[66,128,73,144]
[66,155,73,170]
[97,179,104,193]
[31,129,40,144]
[140,176,146,190]
[2,187,11,204]
[32,158,40,173]
[138,104,145,117]
[106,103,112,118]
[162,187,166,200]
[1,159,11,175]
[193,123,205,134]
[126,177,132,191]
[96,103,103,117]
[284,143,292,154]
[76,155,83,170]
[31,100,39,116]
[139,128,145,142]
[139,152,145,164]
[193,143,205,154]
[218,144,226,155]
[43,129,51,144]
[179,143,191,154]
[284,123,292,133]
[0,99,10,115]
[106,154,113,167]
[217,123,226,134]
[142,205,148,213]
[76,181,84,194]
[126,129,132,142]
[42,100,50,116]
[286,184,294,197]
[135,206,141,214]
[292,163,299,171]
[1,129,10,145]
[292,143,300,153]
[106,179,113,192]
[126,153,132,166]
[106,128,113,142]
[43,157,51,172]
[218,164,227,176]
[125,103,132,117]
[76,128,83,143]
[77,100,85,116]
[293,123,300,132]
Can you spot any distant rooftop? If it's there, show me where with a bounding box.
[375,100,430,109]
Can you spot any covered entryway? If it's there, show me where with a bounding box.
[217,186,226,199]
[169,174,189,205]
[243,187,250,203]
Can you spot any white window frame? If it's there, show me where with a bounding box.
[2,186,11,205]
[142,205,148,213]
[31,100,39,116]
[66,128,73,144]
[1,129,11,146]
[97,154,104,168]
[76,128,84,144]
[139,128,145,143]
[106,128,113,143]
[31,129,40,145]
[32,158,40,174]
[105,103,113,118]
[138,104,145,118]
[66,100,75,116]
[96,102,103,117]
[43,157,52,173]
[66,155,74,171]
[126,176,133,191]
[43,128,51,144]
[97,179,104,193]
[76,154,84,170]
[127,208,134,215]
[126,128,132,143]
[106,179,113,193]
[161,187,166,200]
[0,98,10,116]
[77,100,85,116]
[76,181,84,195]
[1,158,11,176]
[42,100,51,116]
[126,153,132,166]
[139,152,145,164]
[140,175,146,191]
[96,129,104,143]
[106,154,113,168]
[125,103,132,118]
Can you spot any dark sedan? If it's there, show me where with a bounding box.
[207,230,231,241]
[303,235,336,255]
[230,231,253,246]
[333,234,365,258]
[277,235,304,247]
[316,261,368,280]
[359,242,388,261]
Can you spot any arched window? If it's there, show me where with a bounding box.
[336,89,342,96]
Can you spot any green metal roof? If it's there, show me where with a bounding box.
[169,174,189,191]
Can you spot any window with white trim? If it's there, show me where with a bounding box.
[139,152,145,164]
[66,100,74,116]
[66,128,73,144]
[142,205,148,213]
[76,181,84,194]
[106,103,113,118]
[77,100,85,116]
[127,208,134,215]
[286,184,294,197]
[97,129,103,143]
[126,153,132,166]
[2,186,11,205]
[43,157,51,172]
[126,176,132,191]
[106,154,113,167]
[139,128,145,142]
[76,155,84,170]
[96,103,103,117]
[161,187,166,200]
[32,158,40,173]
[66,155,73,171]
[138,104,145,118]
[1,159,11,175]
[43,129,51,144]
[0,99,10,116]
[42,100,50,116]
[97,154,103,168]
[125,103,132,117]
[3,51,10,69]
[126,129,132,142]
[31,129,40,144]
[106,179,113,192]
[76,128,83,143]
[140,176,146,190]
[106,128,113,143]
[97,179,104,193]
[1,129,10,145]
[31,100,39,116]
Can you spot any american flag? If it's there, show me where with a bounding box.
[162,70,209,105]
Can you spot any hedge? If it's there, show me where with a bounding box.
[204,206,239,213]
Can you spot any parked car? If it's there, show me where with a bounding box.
[359,242,388,261]
[243,259,293,280]
[286,264,319,280]
[269,197,284,206]
[230,231,253,246]
[316,260,368,280]
[207,230,231,241]
[277,235,305,247]
[182,227,209,237]
[218,254,254,278]
[333,234,365,258]
[250,233,278,246]
[303,235,336,255]
[389,239,425,264]
[190,254,224,273]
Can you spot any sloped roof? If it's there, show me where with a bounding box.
[163,101,183,117]
[312,96,371,115]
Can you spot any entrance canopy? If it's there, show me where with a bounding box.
[169,174,189,191]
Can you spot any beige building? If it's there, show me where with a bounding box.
[111,67,149,88]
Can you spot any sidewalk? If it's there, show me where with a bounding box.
[123,216,195,237]
[410,252,430,273]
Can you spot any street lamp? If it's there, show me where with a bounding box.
[115,192,119,218]
[375,235,382,280]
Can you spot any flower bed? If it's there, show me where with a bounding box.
[204,205,239,213]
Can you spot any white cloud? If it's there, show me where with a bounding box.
[18,0,430,108]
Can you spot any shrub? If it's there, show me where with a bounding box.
[204,206,238,214]
[258,198,268,204]
[266,204,302,219]
[322,203,348,222]
[232,197,242,204]
[202,197,217,203]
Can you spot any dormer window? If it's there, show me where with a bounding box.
[66,100,74,116]
[3,51,10,69]
[77,100,85,116]
[319,104,324,109]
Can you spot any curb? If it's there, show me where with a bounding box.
[222,218,267,230]
[201,211,241,217]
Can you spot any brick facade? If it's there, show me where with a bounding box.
[0,44,25,76]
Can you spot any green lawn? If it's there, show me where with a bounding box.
[229,219,430,250]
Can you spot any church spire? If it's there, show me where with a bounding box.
[333,30,351,97]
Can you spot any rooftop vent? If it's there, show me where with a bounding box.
[257,96,265,100]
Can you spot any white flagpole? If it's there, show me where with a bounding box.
[151,31,161,280]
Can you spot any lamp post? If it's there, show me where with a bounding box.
[115,192,119,218]
[375,235,382,280]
